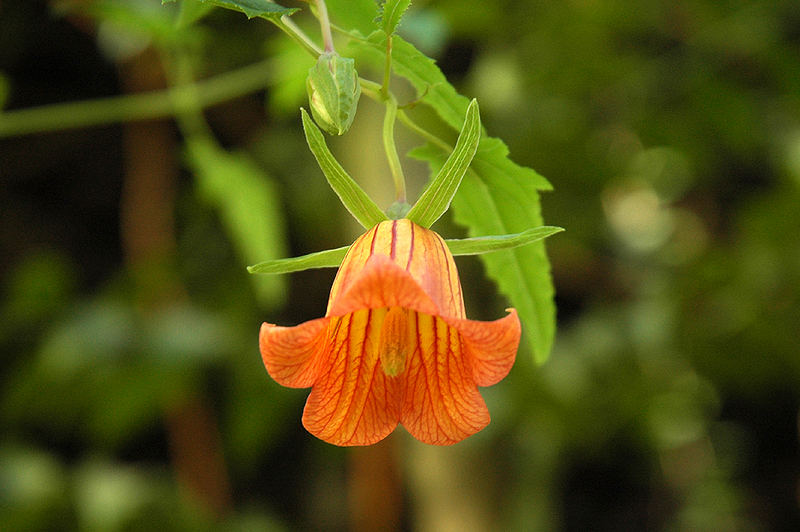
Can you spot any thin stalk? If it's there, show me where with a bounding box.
[396,109,452,152]
[360,77,453,153]
[0,59,277,137]
[316,0,335,53]
[380,34,393,100]
[275,15,322,56]
[359,78,383,100]
[163,48,213,141]
[383,98,406,203]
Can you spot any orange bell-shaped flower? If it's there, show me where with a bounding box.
[259,219,520,446]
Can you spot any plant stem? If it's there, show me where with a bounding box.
[0,59,277,137]
[275,15,322,56]
[383,98,406,203]
[359,78,383,100]
[162,48,213,141]
[396,109,452,152]
[381,34,393,100]
[360,78,452,153]
[316,0,335,53]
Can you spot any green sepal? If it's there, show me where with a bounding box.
[446,226,564,256]
[162,0,298,20]
[377,0,412,35]
[301,108,388,229]
[386,201,411,219]
[406,99,481,228]
[247,246,349,274]
[247,227,563,275]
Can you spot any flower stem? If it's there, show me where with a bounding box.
[316,0,335,53]
[0,59,277,137]
[359,78,383,100]
[275,15,322,56]
[383,98,406,203]
[380,34,393,100]
[396,109,452,152]
[162,47,213,141]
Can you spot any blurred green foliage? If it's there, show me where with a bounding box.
[2,0,799,530]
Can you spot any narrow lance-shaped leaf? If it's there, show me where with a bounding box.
[162,0,298,20]
[301,108,388,229]
[406,99,481,228]
[248,246,349,274]
[248,226,563,275]
[446,226,564,256]
[378,0,412,35]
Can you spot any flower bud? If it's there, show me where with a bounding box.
[306,52,361,136]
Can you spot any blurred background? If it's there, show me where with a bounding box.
[2,0,799,530]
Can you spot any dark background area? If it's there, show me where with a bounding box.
[2,0,799,530]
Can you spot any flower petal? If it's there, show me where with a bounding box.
[259,318,329,388]
[302,309,402,446]
[327,220,465,318]
[328,254,440,317]
[401,313,490,445]
[446,308,520,387]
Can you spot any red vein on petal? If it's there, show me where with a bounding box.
[406,223,415,271]
[390,220,398,261]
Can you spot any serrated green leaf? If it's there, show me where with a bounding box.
[446,226,564,256]
[378,0,412,35]
[247,246,349,274]
[176,0,298,20]
[406,99,480,228]
[410,142,556,363]
[186,139,287,307]
[351,33,551,192]
[301,108,388,229]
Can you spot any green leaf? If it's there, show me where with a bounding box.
[446,226,564,256]
[406,99,480,228]
[165,0,298,20]
[186,138,287,307]
[351,33,551,191]
[410,143,556,363]
[301,108,388,229]
[247,246,349,274]
[378,0,413,35]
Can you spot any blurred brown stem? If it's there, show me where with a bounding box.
[118,47,232,519]
[348,436,403,531]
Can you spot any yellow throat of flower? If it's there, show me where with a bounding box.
[377,307,412,377]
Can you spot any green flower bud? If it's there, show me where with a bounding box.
[306,52,361,136]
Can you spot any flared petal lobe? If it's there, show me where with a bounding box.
[303,309,403,446]
[259,319,329,388]
[259,219,521,446]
